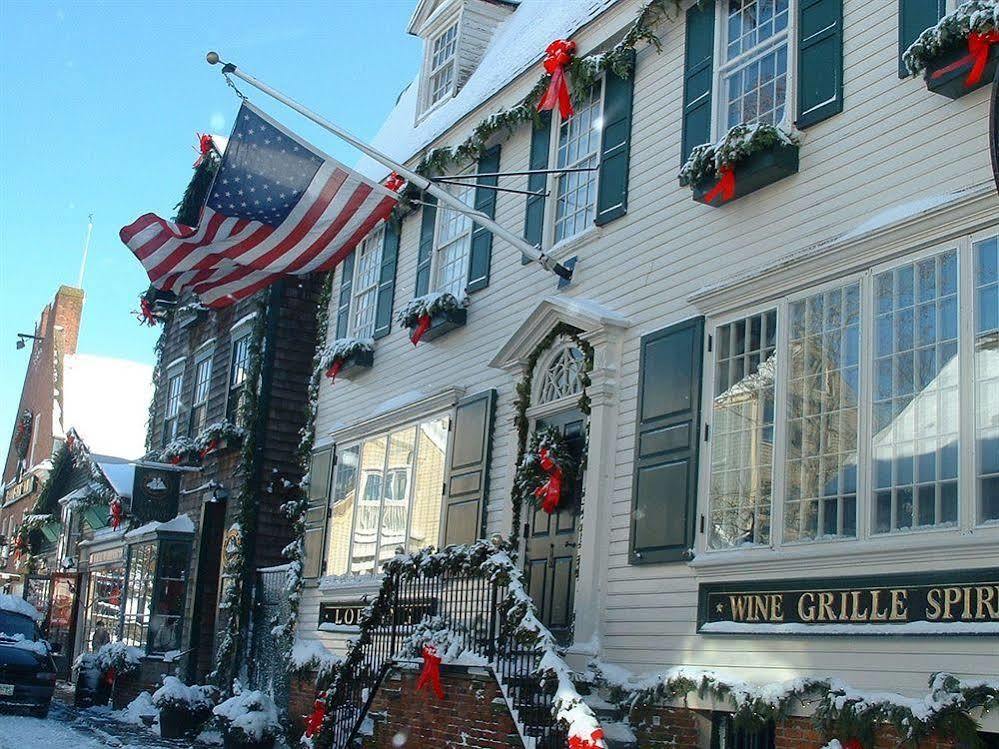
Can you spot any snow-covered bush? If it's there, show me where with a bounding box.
[213,686,281,745]
[397,292,468,329]
[316,337,374,373]
[92,641,143,677]
[679,122,801,188]
[290,639,341,681]
[152,675,219,713]
[903,0,999,75]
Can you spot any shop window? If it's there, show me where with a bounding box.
[81,560,125,652]
[120,539,191,654]
[975,235,999,521]
[122,541,157,650]
[711,712,776,749]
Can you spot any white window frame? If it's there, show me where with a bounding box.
[189,346,214,435]
[418,13,462,118]
[699,232,998,556]
[324,409,454,577]
[349,224,385,340]
[711,0,798,140]
[163,361,185,442]
[430,168,475,298]
[226,324,254,420]
[544,80,604,252]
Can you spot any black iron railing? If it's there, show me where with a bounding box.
[321,568,566,749]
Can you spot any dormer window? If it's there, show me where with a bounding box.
[428,22,459,106]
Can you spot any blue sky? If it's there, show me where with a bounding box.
[0,1,424,467]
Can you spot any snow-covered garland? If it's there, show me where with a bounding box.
[317,336,373,382]
[13,409,33,459]
[210,296,268,693]
[902,0,999,76]
[514,426,576,515]
[598,666,999,748]
[278,271,334,674]
[401,0,684,195]
[397,291,468,345]
[511,322,594,546]
[311,540,604,749]
[194,421,247,458]
[678,122,802,190]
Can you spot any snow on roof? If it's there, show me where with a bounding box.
[357,0,615,180]
[95,460,136,499]
[60,354,153,460]
[0,593,44,621]
[124,513,195,539]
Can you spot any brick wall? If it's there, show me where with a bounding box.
[288,671,319,739]
[630,704,700,748]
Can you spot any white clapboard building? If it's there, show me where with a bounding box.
[294,0,998,744]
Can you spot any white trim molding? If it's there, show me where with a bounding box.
[328,386,464,445]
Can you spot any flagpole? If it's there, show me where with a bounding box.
[206,52,573,282]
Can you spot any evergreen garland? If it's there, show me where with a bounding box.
[679,122,801,189]
[175,146,221,226]
[902,0,999,76]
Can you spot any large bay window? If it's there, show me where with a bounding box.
[706,232,999,551]
[326,415,450,576]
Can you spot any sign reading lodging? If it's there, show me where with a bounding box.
[318,599,436,629]
[698,569,999,635]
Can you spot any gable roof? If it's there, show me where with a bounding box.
[357,0,615,180]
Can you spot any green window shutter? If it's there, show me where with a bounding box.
[796,0,844,129]
[467,145,501,293]
[415,196,437,296]
[595,50,636,226]
[898,0,946,77]
[334,252,355,339]
[522,112,551,264]
[442,389,496,546]
[681,3,715,163]
[630,317,704,565]
[303,446,334,578]
[373,219,400,339]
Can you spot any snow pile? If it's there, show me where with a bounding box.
[152,676,219,712]
[213,686,281,744]
[679,122,801,188]
[0,593,44,621]
[290,638,342,679]
[397,291,468,329]
[0,632,50,656]
[118,691,158,725]
[903,0,999,75]
[123,513,195,539]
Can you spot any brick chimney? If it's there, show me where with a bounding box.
[52,285,85,356]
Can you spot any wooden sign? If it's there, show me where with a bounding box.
[3,474,37,503]
[318,599,436,629]
[698,569,999,635]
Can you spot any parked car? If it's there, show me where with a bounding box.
[0,594,58,718]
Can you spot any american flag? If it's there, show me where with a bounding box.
[120,102,398,308]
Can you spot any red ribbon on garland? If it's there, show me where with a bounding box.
[12,535,26,562]
[199,438,220,459]
[138,297,159,326]
[385,172,405,192]
[537,39,577,120]
[325,358,345,383]
[110,500,123,531]
[534,447,564,514]
[929,31,999,88]
[169,454,182,465]
[304,693,326,738]
[702,164,735,205]
[410,314,432,346]
[415,644,445,699]
[193,133,215,168]
[569,728,606,749]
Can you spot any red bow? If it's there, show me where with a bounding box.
[385,172,405,192]
[304,693,326,738]
[569,728,606,749]
[966,31,999,87]
[702,164,735,204]
[193,133,215,167]
[410,313,432,346]
[199,438,220,459]
[104,666,117,687]
[138,297,160,326]
[534,447,564,514]
[416,644,445,699]
[110,500,123,531]
[325,358,345,383]
[12,536,25,562]
[169,454,182,465]
[538,39,576,120]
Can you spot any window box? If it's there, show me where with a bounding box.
[418,307,467,342]
[692,143,800,206]
[398,293,468,346]
[922,42,999,99]
[336,348,374,378]
[318,338,375,383]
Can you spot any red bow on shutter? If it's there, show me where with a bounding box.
[537,39,577,120]
[304,693,326,738]
[385,172,405,192]
[702,164,735,204]
[534,448,565,514]
[410,314,432,346]
[325,358,345,383]
[416,644,445,699]
[569,728,606,749]
[110,500,123,531]
[193,133,215,168]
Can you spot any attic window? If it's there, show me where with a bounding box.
[428,22,459,106]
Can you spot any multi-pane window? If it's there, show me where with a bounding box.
[785,284,860,541]
[325,416,450,576]
[719,0,790,131]
[708,310,777,548]
[80,561,124,652]
[706,235,999,551]
[553,82,603,244]
[148,541,188,653]
[227,332,252,419]
[975,235,999,521]
[350,225,384,339]
[433,177,474,299]
[163,369,184,443]
[428,22,458,107]
[189,352,213,436]
[121,541,156,650]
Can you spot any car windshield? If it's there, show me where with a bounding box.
[0,611,37,640]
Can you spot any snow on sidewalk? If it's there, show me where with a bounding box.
[0,713,119,749]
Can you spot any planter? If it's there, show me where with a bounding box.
[924,41,999,99]
[222,734,277,749]
[332,348,374,381]
[415,308,467,343]
[159,705,207,739]
[73,657,104,707]
[692,143,799,206]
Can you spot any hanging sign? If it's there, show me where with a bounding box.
[698,569,999,635]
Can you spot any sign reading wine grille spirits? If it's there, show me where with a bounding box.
[698,569,999,635]
[318,599,437,629]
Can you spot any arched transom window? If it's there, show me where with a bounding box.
[538,344,586,404]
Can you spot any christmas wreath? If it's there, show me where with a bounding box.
[514,426,576,514]
[397,292,468,346]
[13,410,32,459]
